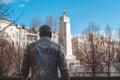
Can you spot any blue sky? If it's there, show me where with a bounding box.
[3,0,120,35]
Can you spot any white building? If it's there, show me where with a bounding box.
[0,19,58,48]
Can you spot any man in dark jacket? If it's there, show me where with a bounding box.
[21,25,70,80]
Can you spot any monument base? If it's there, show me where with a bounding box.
[66,55,84,75]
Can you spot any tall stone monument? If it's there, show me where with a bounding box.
[59,11,82,75]
[59,10,72,56]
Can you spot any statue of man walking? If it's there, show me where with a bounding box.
[21,25,70,80]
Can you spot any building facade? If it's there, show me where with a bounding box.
[0,19,58,49]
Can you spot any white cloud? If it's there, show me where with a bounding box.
[2,0,14,4]
[24,0,29,3]
[2,0,29,8]
[19,0,30,8]
[19,4,25,8]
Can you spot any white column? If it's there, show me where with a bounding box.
[59,15,73,56]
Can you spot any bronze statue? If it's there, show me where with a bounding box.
[63,10,66,16]
[21,25,70,80]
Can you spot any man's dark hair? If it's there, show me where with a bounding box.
[39,25,52,38]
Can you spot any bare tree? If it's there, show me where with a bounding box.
[87,22,101,77]
[45,15,58,32]
[77,22,109,76]
[0,37,19,76]
[0,0,23,32]
[115,28,120,71]
[118,28,120,71]
[0,1,23,79]
[0,1,23,77]
[0,0,14,19]
[0,38,8,76]
[73,23,117,78]
[31,16,42,29]
[105,25,112,77]
[117,28,120,63]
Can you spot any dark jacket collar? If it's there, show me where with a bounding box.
[40,37,51,41]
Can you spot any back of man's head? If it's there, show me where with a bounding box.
[39,25,52,38]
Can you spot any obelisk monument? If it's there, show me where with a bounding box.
[59,11,82,74]
[59,10,73,56]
